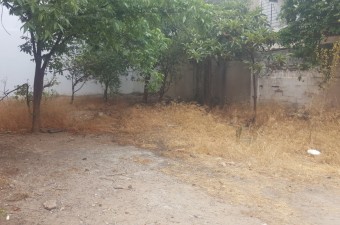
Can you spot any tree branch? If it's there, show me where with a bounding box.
[41,32,63,70]
[74,79,87,93]
[29,30,38,60]
[1,4,11,35]
[43,76,57,89]
[0,84,27,101]
[2,2,14,11]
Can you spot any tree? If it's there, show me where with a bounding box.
[238,10,276,120]
[115,0,207,103]
[63,56,90,104]
[280,0,340,62]
[77,45,128,102]
[155,0,206,101]
[127,28,169,103]
[0,0,174,131]
[0,0,100,132]
[157,40,186,101]
[185,1,276,115]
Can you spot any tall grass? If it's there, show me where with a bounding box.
[1,95,339,173]
[0,100,31,132]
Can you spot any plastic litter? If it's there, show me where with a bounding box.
[307,149,321,156]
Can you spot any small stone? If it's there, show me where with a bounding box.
[227,161,236,166]
[43,200,57,210]
[219,162,227,167]
[128,185,133,189]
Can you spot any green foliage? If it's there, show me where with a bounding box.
[14,83,31,101]
[75,44,129,100]
[185,1,276,63]
[42,88,59,101]
[1,0,200,128]
[184,0,277,114]
[316,41,340,82]
[279,0,340,62]
[150,0,209,97]
[1,0,89,62]
[64,58,89,86]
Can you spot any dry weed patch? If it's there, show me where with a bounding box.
[0,175,9,188]
[1,96,339,179]
[0,101,31,132]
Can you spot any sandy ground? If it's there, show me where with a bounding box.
[0,133,340,225]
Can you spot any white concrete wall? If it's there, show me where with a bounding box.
[49,71,144,96]
[118,71,144,94]
[0,8,143,98]
[258,70,323,105]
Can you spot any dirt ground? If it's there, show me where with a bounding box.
[0,133,340,225]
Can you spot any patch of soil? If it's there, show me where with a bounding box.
[0,133,339,225]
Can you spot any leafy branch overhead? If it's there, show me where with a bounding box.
[185,1,276,63]
[280,0,340,62]
[0,0,206,131]
[3,0,336,132]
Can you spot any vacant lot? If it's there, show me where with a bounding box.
[0,96,340,224]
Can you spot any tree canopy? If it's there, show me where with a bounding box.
[1,0,301,131]
[280,0,340,61]
[185,1,276,63]
[0,0,202,131]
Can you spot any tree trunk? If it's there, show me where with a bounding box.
[203,58,212,107]
[24,83,31,109]
[71,76,75,104]
[71,88,75,104]
[104,82,109,102]
[143,74,151,103]
[158,72,168,102]
[251,54,257,122]
[252,70,257,120]
[218,58,227,109]
[32,67,45,133]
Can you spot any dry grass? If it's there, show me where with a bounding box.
[1,95,340,179]
[0,175,8,189]
[0,100,31,132]
[1,95,339,225]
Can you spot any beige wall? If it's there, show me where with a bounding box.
[165,63,196,101]
[167,61,340,107]
[258,70,322,105]
[166,60,251,105]
[223,61,251,104]
[258,66,340,107]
